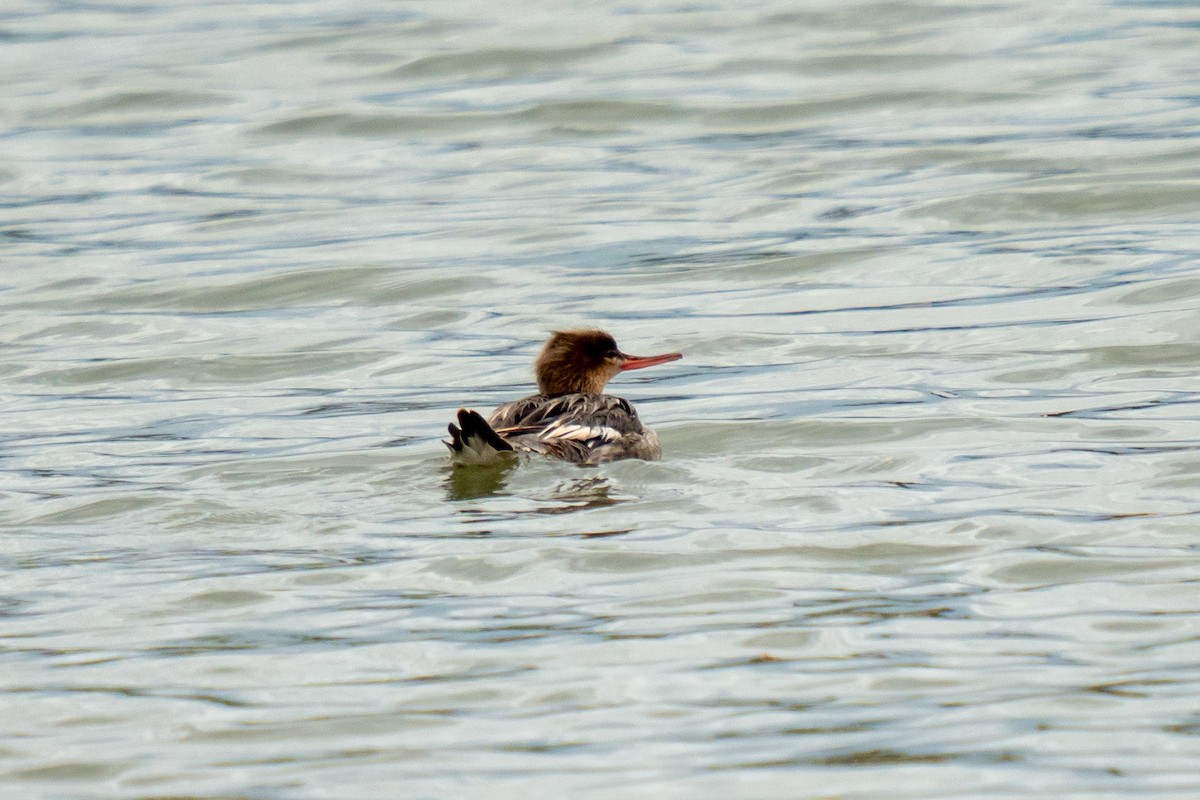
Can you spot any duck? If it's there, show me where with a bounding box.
[446,329,681,465]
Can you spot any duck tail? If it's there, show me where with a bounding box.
[445,408,515,466]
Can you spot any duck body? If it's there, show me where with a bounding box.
[446,330,680,467]
[487,392,661,464]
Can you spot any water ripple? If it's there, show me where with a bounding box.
[4,0,1200,797]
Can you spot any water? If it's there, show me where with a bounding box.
[4,0,1200,796]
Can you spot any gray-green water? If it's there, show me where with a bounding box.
[4,1,1200,797]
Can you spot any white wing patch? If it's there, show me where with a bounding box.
[540,420,622,443]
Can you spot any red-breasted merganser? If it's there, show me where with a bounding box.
[446,330,682,466]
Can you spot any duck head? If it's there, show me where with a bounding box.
[534,330,682,396]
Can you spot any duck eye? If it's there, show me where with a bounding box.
[605,350,620,359]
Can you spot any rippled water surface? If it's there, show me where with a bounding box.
[5,1,1200,797]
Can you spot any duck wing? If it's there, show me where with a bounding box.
[488,393,652,464]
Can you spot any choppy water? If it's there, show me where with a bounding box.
[4,1,1200,797]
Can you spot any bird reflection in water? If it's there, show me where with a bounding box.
[537,476,625,516]
[444,460,516,501]
[444,467,628,517]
